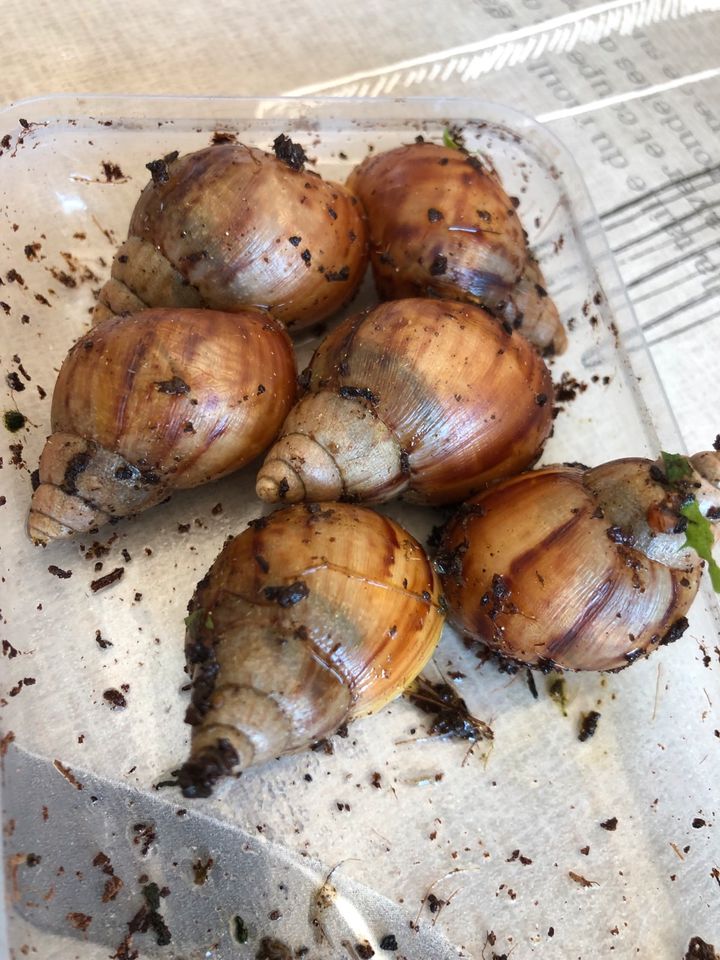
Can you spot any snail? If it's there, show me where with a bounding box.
[178,502,445,796]
[255,298,553,506]
[93,137,368,332]
[27,307,297,543]
[346,140,566,354]
[437,450,720,671]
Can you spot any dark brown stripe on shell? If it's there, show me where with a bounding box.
[542,575,616,662]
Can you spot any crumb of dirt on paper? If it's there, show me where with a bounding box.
[212,131,238,144]
[3,639,21,658]
[685,938,719,960]
[90,567,124,592]
[145,151,179,185]
[506,849,533,865]
[95,630,112,650]
[9,677,36,696]
[84,535,118,560]
[554,372,588,404]
[578,710,601,741]
[48,564,72,579]
[255,937,296,959]
[103,688,127,709]
[4,410,26,432]
[102,874,123,902]
[113,881,172,956]
[53,759,83,790]
[93,851,124,902]
[8,442,25,467]
[272,133,307,172]
[132,822,156,857]
[192,857,214,885]
[569,871,598,887]
[101,161,126,181]
[426,893,446,913]
[600,817,618,831]
[547,675,569,716]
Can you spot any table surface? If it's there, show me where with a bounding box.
[2,5,720,959]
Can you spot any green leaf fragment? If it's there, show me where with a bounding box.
[183,609,203,630]
[681,498,720,592]
[184,608,214,632]
[661,451,693,484]
[442,128,461,150]
[233,915,249,944]
[142,882,161,911]
[546,675,569,717]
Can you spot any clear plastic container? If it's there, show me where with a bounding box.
[1,95,718,960]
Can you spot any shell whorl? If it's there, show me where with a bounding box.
[95,143,368,331]
[346,141,566,354]
[256,391,405,504]
[27,433,170,543]
[178,503,445,796]
[256,298,553,506]
[29,307,297,542]
[93,237,204,324]
[438,456,715,672]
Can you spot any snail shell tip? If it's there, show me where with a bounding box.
[27,480,108,544]
[256,432,344,503]
[255,461,306,504]
[26,508,57,545]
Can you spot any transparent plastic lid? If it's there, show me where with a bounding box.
[1,96,718,960]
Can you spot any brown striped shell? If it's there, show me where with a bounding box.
[27,307,297,543]
[93,142,368,331]
[438,452,720,671]
[347,141,566,354]
[178,502,445,796]
[255,298,553,507]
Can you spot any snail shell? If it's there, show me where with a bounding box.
[178,502,445,796]
[438,452,720,671]
[255,298,553,506]
[347,141,566,354]
[28,307,297,543]
[94,142,368,331]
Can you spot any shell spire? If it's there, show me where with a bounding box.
[347,140,566,354]
[28,307,297,543]
[177,503,445,796]
[94,142,368,332]
[256,298,553,507]
[438,449,720,672]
